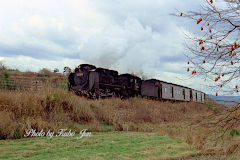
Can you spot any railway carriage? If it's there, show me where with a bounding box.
[140,79,192,102]
[161,82,191,102]
[141,79,161,98]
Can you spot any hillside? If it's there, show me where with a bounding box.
[0,69,67,91]
[209,95,240,106]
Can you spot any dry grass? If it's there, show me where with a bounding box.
[154,113,240,158]
[0,88,211,139]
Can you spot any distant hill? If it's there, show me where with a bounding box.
[208,95,240,106]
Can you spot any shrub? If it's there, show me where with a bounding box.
[230,129,240,137]
[39,68,52,77]
[0,70,16,90]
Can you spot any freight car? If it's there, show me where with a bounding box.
[68,64,206,103]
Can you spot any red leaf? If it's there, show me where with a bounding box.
[197,18,202,24]
[234,42,237,48]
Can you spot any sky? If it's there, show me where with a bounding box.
[0,0,220,94]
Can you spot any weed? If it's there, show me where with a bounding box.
[230,129,240,137]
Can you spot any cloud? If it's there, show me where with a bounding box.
[0,0,216,93]
[1,55,84,72]
[79,15,187,80]
[0,16,82,60]
[0,0,111,60]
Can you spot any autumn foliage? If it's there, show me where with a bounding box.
[179,0,240,95]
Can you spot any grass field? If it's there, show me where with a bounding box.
[0,131,199,160]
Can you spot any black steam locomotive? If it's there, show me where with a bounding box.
[68,64,141,99]
[67,64,206,103]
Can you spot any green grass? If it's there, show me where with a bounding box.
[0,131,197,160]
[72,123,115,132]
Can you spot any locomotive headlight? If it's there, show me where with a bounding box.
[77,73,83,77]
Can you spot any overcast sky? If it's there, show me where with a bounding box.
[0,0,220,93]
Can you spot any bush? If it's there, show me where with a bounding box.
[39,68,52,77]
[0,61,6,70]
[0,70,16,90]
[230,129,240,137]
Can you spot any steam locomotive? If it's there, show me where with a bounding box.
[67,64,206,103]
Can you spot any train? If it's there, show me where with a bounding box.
[67,64,206,103]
